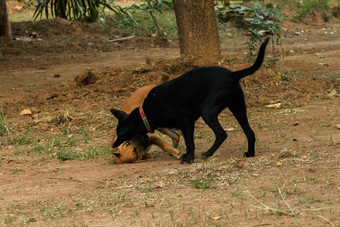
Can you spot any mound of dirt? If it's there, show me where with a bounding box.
[74,70,98,87]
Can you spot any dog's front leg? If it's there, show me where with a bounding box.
[180,119,196,164]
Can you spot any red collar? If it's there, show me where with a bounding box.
[139,107,153,133]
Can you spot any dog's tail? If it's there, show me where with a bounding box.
[232,37,270,80]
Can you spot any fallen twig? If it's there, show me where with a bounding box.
[278,188,296,215]
[249,193,289,215]
[109,36,136,42]
[317,215,335,227]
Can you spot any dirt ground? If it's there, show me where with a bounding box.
[1,6,340,227]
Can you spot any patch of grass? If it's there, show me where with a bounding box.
[278,108,308,115]
[296,0,333,22]
[97,190,134,208]
[132,209,139,218]
[3,204,22,225]
[38,201,72,220]
[271,71,297,81]
[138,183,154,193]
[224,175,240,186]
[285,185,306,196]
[31,143,51,154]
[190,177,215,190]
[0,112,10,136]
[104,10,177,38]
[304,176,319,184]
[329,74,340,82]
[29,136,75,159]
[19,217,38,226]
[297,197,322,205]
[195,129,210,140]
[6,135,35,146]
[27,130,110,161]
[308,151,319,159]
[56,146,111,161]
[61,127,92,143]
[10,169,24,174]
[231,188,246,200]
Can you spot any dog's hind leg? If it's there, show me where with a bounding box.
[157,128,181,148]
[180,118,196,164]
[201,113,227,158]
[228,94,255,157]
[148,134,182,159]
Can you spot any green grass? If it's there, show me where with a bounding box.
[2,204,22,225]
[9,11,35,23]
[6,135,35,146]
[37,200,72,220]
[1,126,112,161]
[0,112,10,136]
[55,146,112,161]
[103,10,177,38]
[190,177,215,190]
[271,70,297,81]
[297,197,322,205]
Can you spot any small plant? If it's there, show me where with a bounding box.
[297,197,322,205]
[131,0,173,36]
[217,3,283,61]
[105,0,174,37]
[55,146,111,161]
[108,2,137,26]
[38,201,71,220]
[0,111,10,136]
[296,0,332,22]
[231,188,246,200]
[4,204,22,224]
[190,177,215,190]
[34,0,115,22]
[6,135,34,146]
[271,71,296,81]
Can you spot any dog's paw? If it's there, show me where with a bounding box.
[180,159,194,164]
[201,151,212,159]
[175,152,183,160]
[180,154,194,164]
[143,153,155,160]
[243,152,255,158]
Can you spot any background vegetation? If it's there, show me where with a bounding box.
[8,0,340,58]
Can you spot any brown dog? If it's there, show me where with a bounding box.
[110,84,181,164]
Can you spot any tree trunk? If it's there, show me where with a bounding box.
[173,0,221,60]
[0,0,12,38]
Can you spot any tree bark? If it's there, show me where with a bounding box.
[173,0,221,60]
[0,0,12,38]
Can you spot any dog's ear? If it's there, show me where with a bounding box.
[110,109,128,121]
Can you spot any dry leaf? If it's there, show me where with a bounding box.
[20,109,32,115]
[225,127,235,132]
[211,216,221,221]
[327,89,337,97]
[265,103,281,108]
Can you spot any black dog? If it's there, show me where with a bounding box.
[111,37,269,164]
